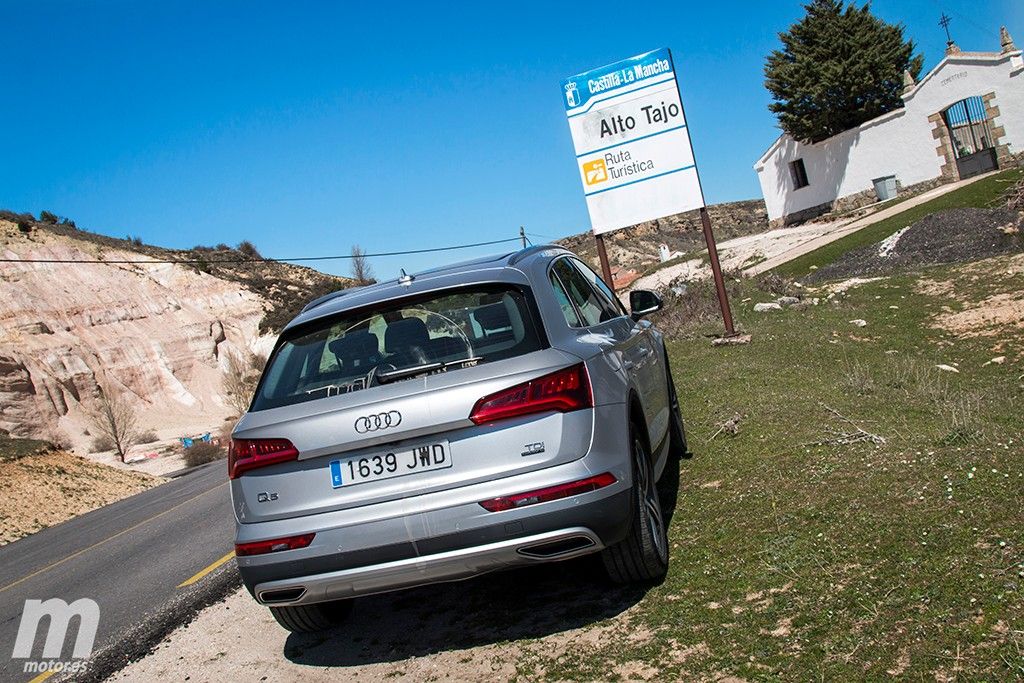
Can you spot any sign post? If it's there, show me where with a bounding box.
[562,48,735,335]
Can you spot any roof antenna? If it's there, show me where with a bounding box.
[398,268,414,286]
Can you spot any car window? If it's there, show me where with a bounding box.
[552,258,615,327]
[569,257,625,317]
[549,271,582,327]
[253,286,545,411]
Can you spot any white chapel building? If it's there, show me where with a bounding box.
[754,27,1023,227]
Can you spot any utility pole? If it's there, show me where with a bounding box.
[519,226,527,249]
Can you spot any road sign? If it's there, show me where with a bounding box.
[562,48,705,235]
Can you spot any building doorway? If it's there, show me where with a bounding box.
[943,96,999,179]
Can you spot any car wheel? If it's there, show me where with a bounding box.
[602,424,669,584]
[269,599,353,633]
[666,361,689,458]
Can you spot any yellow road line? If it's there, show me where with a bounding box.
[177,551,235,588]
[0,483,227,595]
[26,670,56,683]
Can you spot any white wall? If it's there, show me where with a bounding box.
[755,52,1023,222]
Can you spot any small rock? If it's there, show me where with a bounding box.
[712,334,752,346]
[936,364,960,373]
[671,284,688,296]
[982,356,1006,367]
[849,319,868,327]
[889,305,899,309]
[753,302,783,313]
[809,265,818,270]
[776,296,800,307]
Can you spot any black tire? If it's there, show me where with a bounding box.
[269,599,353,633]
[602,423,669,584]
[665,361,689,459]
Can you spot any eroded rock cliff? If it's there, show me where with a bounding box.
[0,219,347,449]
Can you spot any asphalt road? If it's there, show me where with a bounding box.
[0,461,238,682]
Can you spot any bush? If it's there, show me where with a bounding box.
[137,430,159,444]
[651,272,744,336]
[16,213,34,233]
[40,210,59,224]
[237,240,261,259]
[90,435,115,452]
[183,442,226,467]
[59,217,77,229]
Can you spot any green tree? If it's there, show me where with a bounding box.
[764,0,924,143]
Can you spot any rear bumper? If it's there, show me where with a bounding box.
[239,482,631,606]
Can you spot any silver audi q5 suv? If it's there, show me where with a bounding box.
[230,246,687,632]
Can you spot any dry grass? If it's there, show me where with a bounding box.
[0,448,159,544]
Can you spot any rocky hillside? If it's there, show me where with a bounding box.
[558,199,768,272]
[0,216,350,449]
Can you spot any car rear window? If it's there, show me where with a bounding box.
[251,285,546,411]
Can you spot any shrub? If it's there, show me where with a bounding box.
[137,430,159,444]
[59,217,77,229]
[183,442,226,467]
[39,210,59,224]
[237,240,261,259]
[90,435,115,453]
[44,430,72,451]
[651,272,744,335]
[16,213,34,233]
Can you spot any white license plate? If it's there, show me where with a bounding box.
[329,441,451,488]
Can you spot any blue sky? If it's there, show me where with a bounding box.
[2,0,1020,276]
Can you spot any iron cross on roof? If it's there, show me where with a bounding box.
[939,13,954,44]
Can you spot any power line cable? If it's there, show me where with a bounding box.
[0,236,523,265]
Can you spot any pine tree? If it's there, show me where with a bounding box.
[764,0,924,142]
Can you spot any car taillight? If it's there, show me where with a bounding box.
[478,473,617,512]
[228,438,299,479]
[469,363,592,425]
[235,533,315,557]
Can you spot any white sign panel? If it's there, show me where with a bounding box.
[562,48,705,235]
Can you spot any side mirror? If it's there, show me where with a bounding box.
[629,290,663,320]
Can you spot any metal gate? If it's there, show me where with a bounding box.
[943,96,999,179]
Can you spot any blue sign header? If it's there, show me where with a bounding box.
[560,48,675,113]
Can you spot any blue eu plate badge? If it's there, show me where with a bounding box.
[329,460,343,488]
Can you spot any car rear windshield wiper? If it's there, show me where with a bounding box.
[376,357,484,384]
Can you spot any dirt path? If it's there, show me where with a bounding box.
[111,561,681,682]
[743,171,1000,277]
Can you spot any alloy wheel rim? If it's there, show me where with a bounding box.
[635,438,667,561]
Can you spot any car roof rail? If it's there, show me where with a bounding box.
[508,244,567,266]
[300,288,357,313]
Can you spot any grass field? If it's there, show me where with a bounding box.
[775,168,1024,280]
[511,253,1023,680]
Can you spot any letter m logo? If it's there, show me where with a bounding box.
[12,599,99,659]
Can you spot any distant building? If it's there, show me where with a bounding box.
[754,27,1023,227]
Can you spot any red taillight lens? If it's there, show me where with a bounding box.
[479,473,617,512]
[469,363,593,425]
[228,438,299,479]
[235,533,315,557]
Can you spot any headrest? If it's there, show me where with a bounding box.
[384,317,430,354]
[328,330,379,362]
[474,303,511,331]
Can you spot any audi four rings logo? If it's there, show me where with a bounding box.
[354,411,402,433]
